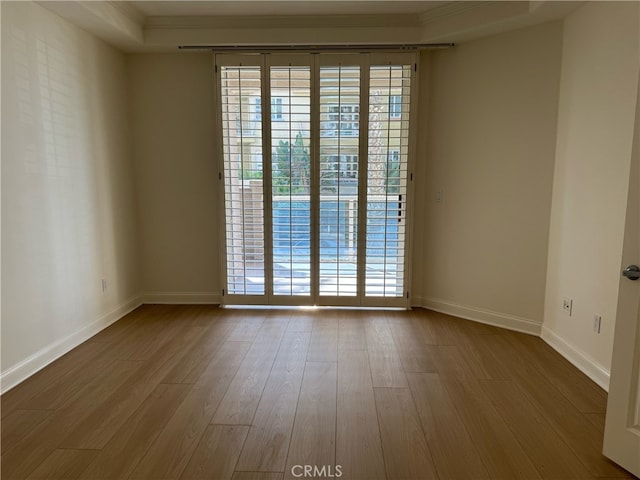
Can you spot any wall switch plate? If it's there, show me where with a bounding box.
[562,297,573,315]
[435,190,443,203]
[593,314,602,333]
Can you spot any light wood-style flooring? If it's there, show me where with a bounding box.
[1,305,634,479]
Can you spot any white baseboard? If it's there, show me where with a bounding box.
[412,296,610,391]
[419,297,543,336]
[410,296,427,309]
[541,326,610,392]
[1,295,143,395]
[3,292,606,396]
[142,291,222,304]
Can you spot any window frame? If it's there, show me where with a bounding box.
[214,52,418,307]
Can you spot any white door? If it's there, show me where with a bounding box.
[603,75,640,477]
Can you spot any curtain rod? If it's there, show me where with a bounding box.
[178,43,454,52]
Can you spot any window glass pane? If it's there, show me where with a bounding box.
[319,66,360,297]
[366,65,411,297]
[220,66,265,295]
[271,66,312,296]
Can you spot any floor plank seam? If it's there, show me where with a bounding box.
[406,372,449,480]
[366,346,390,480]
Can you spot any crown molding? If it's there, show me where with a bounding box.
[419,0,580,43]
[109,0,145,26]
[38,0,144,50]
[145,13,421,30]
[419,1,491,24]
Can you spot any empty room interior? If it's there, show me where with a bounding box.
[2,1,640,479]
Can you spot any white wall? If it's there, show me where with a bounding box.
[542,2,640,389]
[1,2,140,392]
[128,24,565,318]
[128,53,220,302]
[414,21,563,333]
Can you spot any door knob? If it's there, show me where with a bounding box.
[622,265,640,280]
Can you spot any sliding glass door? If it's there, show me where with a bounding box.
[366,64,412,298]
[216,53,415,306]
[219,62,265,298]
[270,60,312,300]
[318,59,362,302]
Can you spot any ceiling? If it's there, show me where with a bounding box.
[38,1,582,53]
[129,1,451,17]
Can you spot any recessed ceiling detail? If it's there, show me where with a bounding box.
[37,1,581,52]
[130,1,451,17]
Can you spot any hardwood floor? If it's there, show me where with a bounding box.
[1,305,634,480]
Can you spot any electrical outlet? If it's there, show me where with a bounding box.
[593,314,602,334]
[101,279,108,293]
[435,190,443,204]
[562,297,573,316]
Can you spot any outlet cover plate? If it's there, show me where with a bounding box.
[593,314,602,333]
